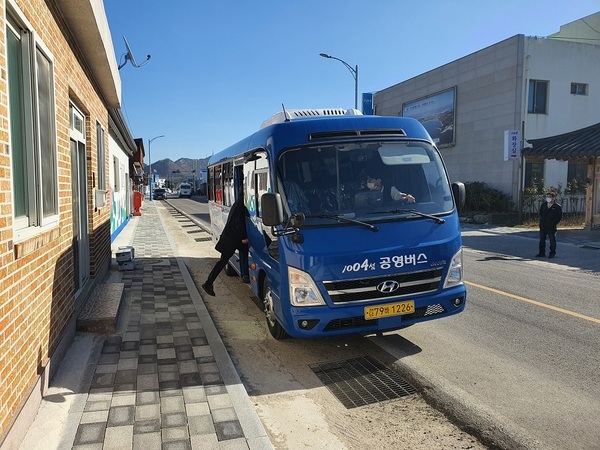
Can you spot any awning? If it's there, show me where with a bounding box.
[523,122,600,160]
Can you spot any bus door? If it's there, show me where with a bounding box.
[233,163,244,200]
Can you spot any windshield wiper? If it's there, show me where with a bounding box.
[368,209,445,224]
[306,214,379,232]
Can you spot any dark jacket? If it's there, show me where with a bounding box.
[539,201,562,231]
[223,197,248,246]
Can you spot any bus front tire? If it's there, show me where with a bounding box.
[262,277,288,340]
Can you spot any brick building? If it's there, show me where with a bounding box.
[0,0,134,446]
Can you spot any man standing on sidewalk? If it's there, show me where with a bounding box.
[536,191,562,258]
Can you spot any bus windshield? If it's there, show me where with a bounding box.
[276,140,454,224]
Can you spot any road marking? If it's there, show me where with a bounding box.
[465,281,600,325]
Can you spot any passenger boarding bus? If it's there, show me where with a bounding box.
[207,108,466,339]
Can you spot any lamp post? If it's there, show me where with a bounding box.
[148,134,165,201]
[319,53,359,110]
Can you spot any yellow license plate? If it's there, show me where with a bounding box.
[364,301,415,320]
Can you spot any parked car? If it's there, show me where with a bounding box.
[179,183,192,198]
[154,188,167,200]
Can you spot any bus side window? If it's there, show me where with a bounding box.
[255,171,269,218]
[213,164,223,204]
[223,162,234,206]
[208,166,214,201]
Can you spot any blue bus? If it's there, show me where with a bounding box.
[207,108,466,339]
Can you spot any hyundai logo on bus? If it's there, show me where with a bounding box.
[377,280,400,293]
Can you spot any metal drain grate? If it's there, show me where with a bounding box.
[310,355,416,408]
[195,237,213,242]
[138,259,169,266]
[187,229,205,234]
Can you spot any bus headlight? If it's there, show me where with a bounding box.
[288,266,326,306]
[443,248,464,288]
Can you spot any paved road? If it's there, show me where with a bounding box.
[170,196,600,449]
[162,198,488,449]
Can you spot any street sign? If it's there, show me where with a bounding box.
[504,130,520,161]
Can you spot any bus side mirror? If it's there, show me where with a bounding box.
[452,182,466,211]
[262,193,284,226]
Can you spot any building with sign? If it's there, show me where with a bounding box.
[373,12,600,227]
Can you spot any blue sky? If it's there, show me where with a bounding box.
[104,1,599,163]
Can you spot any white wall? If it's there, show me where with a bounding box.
[544,160,568,191]
[108,132,131,234]
[524,37,600,139]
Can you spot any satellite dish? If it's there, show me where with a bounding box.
[118,36,151,70]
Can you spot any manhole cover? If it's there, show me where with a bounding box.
[310,355,416,408]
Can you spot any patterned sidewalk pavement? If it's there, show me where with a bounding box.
[20,200,272,450]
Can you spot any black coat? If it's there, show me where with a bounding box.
[223,197,248,244]
[539,201,562,231]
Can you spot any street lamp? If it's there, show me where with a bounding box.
[148,134,165,201]
[319,53,359,110]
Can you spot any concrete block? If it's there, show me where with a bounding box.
[118,260,136,271]
[77,282,125,334]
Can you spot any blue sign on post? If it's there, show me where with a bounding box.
[362,93,373,115]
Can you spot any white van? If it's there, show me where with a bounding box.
[179,183,192,198]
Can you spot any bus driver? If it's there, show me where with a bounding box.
[366,175,415,203]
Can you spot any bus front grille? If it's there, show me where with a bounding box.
[403,303,446,319]
[323,268,443,304]
[322,304,447,332]
[323,316,375,331]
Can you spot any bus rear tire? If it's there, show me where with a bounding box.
[224,262,236,276]
[262,277,288,340]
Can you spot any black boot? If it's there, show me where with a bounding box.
[201,282,215,296]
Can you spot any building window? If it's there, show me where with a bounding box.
[7,13,58,232]
[97,122,106,190]
[524,161,545,191]
[570,83,588,96]
[113,156,121,192]
[566,161,587,193]
[527,80,548,114]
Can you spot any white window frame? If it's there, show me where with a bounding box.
[7,4,59,238]
[96,121,106,190]
[570,83,588,96]
[527,79,548,114]
[70,103,85,148]
[113,156,121,192]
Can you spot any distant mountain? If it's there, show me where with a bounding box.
[145,157,211,183]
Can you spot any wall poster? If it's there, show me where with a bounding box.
[401,87,456,148]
